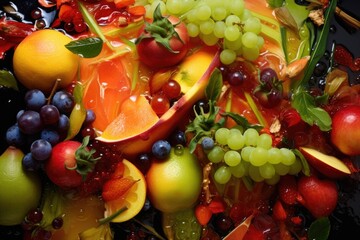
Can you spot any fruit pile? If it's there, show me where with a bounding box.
[1,0,360,239]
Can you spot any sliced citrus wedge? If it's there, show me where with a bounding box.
[103,159,146,222]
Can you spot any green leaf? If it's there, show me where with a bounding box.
[221,112,262,131]
[297,0,337,87]
[0,70,18,91]
[292,91,332,131]
[267,0,284,8]
[205,68,223,102]
[65,37,103,58]
[292,149,310,176]
[308,217,331,240]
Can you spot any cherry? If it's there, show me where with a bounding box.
[162,79,181,99]
[150,93,170,116]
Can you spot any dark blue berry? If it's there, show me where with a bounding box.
[57,114,70,132]
[51,90,74,114]
[22,153,41,171]
[41,129,60,146]
[6,124,25,147]
[152,140,171,160]
[171,130,186,146]
[84,109,96,125]
[17,110,43,135]
[30,139,52,161]
[201,137,214,151]
[24,89,46,111]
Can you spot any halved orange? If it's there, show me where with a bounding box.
[103,159,146,222]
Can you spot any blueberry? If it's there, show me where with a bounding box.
[201,137,214,151]
[41,129,60,146]
[152,140,171,160]
[84,109,96,125]
[171,130,186,146]
[24,89,46,111]
[6,124,25,147]
[30,139,52,161]
[22,153,41,171]
[57,114,70,132]
[51,90,75,114]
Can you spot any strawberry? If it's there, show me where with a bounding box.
[102,176,139,202]
[297,175,338,218]
[278,175,299,205]
[195,204,213,226]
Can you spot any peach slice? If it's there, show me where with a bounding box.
[299,147,351,179]
[97,46,220,158]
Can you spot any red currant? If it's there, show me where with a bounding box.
[162,79,181,99]
[150,93,170,116]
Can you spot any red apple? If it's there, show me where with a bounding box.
[299,147,351,178]
[297,175,338,218]
[331,105,360,156]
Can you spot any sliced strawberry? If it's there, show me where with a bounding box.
[102,176,139,202]
[278,175,298,205]
[272,200,287,221]
[195,204,213,226]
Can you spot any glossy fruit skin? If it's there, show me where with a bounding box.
[136,15,189,69]
[146,147,202,213]
[0,147,42,226]
[44,140,83,188]
[330,105,360,156]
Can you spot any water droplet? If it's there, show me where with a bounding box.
[174,144,184,155]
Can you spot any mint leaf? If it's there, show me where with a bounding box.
[292,90,332,131]
[205,68,223,102]
[308,217,331,240]
[65,37,103,58]
[0,70,19,91]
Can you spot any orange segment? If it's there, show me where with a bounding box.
[103,159,146,222]
[100,95,159,140]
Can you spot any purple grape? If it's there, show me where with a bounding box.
[260,68,278,89]
[227,71,244,86]
[51,90,74,114]
[17,110,43,135]
[22,152,41,171]
[30,139,52,161]
[24,89,46,111]
[40,105,60,125]
[26,208,43,224]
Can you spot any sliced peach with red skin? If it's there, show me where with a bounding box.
[97,46,220,158]
[299,147,351,179]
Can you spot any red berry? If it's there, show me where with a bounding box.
[278,175,298,205]
[162,79,181,99]
[195,204,213,225]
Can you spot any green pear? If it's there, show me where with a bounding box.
[0,146,42,225]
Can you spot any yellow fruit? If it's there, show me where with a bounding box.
[0,147,42,226]
[103,159,147,222]
[13,29,79,92]
[146,147,202,213]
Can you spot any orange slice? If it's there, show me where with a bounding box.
[100,95,159,140]
[103,159,146,222]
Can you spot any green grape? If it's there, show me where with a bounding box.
[225,15,241,27]
[220,49,237,65]
[242,32,258,48]
[223,36,243,51]
[224,150,241,166]
[230,162,247,178]
[280,148,296,166]
[211,7,227,21]
[186,9,197,22]
[241,146,254,162]
[214,165,232,184]
[241,9,252,21]
[256,133,272,150]
[166,0,183,14]
[196,5,212,21]
[215,127,230,145]
[248,164,264,182]
[243,17,261,34]
[230,0,245,16]
[200,19,215,35]
[187,23,200,37]
[265,173,280,185]
[207,145,225,163]
[150,0,166,17]
[224,26,241,41]
[214,21,226,38]
[200,32,219,46]
[243,128,259,146]
[267,147,282,164]
[288,158,302,175]
[274,163,290,176]
[249,147,268,166]
[242,46,259,61]
[257,36,265,49]
[227,128,245,150]
[259,163,275,179]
